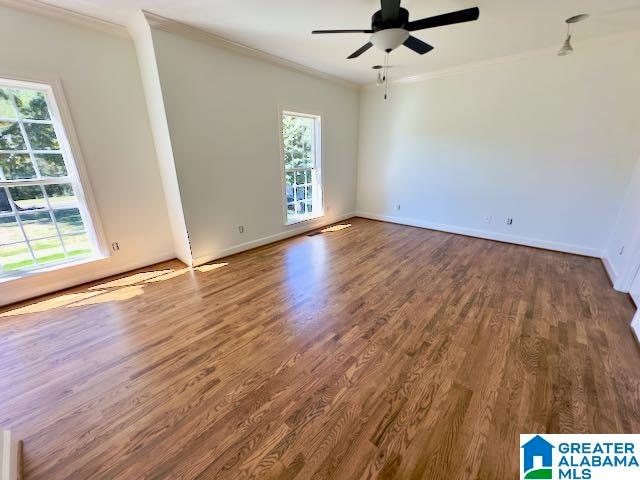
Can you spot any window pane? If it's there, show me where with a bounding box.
[306,185,313,200]
[24,123,59,150]
[306,170,312,183]
[296,202,307,215]
[306,201,313,213]
[285,172,294,187]
[62,232,92,258]
[20,212,56,239]
[0,188,11,213]
[35,153,67,177]
[9,185,45,210]
[31,237,65,264]
[0,82,98,278]
[45,183,76,208]
[0,89,16,119]
[0,153,36,179]
[295,171,306,185]
[287,204,295,215]
[13,89,50,121]
[0,121,26,150]
[282,114,314,169]
[0,216,24,244]
[0,243,34,273]
[54,208,84,234]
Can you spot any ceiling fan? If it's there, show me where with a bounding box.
[312,0,480,59]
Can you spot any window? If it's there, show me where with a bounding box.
[0,79,102,278]
[281,111,323,225]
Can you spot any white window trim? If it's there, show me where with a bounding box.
[0,73,108,281]
[278,107,324,226]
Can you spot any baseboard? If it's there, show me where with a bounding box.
[601,255,621,290]
[632,312,640,347]
[355,211,602,258]
[0,430,20,480]
[1,251,176,307]
[192,212,355,266]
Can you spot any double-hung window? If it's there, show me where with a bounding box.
[281,111,323,225]
[0,79,102,278]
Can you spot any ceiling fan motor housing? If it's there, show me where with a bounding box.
[370,7,410,52]
[372,8,409,31]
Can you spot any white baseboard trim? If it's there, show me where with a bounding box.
[0,430,19,480]
[601,256,622,290]
[1,251,176,307]
[632,312,640,346]
[355,211,603,258]
[192,212,355,266]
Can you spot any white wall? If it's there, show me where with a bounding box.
[357,34,640,257]
[149,25,360,264]
[1,6,174,306]
[129,12,192,265]
[605,155,640,290]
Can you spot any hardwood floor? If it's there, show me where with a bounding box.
[1,217,639,479]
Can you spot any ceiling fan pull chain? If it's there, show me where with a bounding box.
[384,52,390,100]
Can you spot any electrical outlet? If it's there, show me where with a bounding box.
[506,218,513,226]
[238,226,244,234]
[396,204,401,211]
[483,215,492,224]
[111,242,120,251]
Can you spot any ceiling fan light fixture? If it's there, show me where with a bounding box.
[558,34,573,56]
[370,28,410,52]
[558,14,588,57]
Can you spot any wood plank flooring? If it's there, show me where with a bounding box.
[1,217,639,479]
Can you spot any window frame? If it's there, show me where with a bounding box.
[0,74,108,281]
[279,108,324,226]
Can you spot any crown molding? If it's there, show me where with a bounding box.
[362,28,640,90]
[142,11,358,91]
[0,0,128,37]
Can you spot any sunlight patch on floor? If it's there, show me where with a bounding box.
[145,268,192,283]
[195,262,228,273]
[0,262,229,317]
[0,291,104,316]
[89,270,173,290]
[321,224,352,233]
[72,285,146,306]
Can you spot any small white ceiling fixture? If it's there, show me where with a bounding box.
[558,14,590,56]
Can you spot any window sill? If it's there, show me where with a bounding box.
[0,253,108,284]
[285,212,325,226]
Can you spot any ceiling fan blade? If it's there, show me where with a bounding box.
[403,36,434,55]
[381,0,401,22]
[407,7,480,31]
[312,29,373,34]
[347,42,373,59]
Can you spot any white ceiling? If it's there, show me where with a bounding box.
[38,0,640,84]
